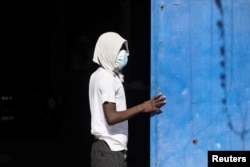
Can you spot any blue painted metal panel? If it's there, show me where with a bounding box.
[150,0,250,167]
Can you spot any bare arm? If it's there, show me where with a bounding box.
[103,93,166,125]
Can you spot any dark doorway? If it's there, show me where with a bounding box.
[1,0,150,166]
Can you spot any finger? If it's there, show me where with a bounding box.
[155,96,166,103]
[159,96,166,101]
[156,101,166,107]
[155,108,163,112]
[153,93,163,100]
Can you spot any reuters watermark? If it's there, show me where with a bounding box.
[208,151,250,167]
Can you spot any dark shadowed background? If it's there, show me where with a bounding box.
[1,0,151,166]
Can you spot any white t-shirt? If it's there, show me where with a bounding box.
[89,67,128,151]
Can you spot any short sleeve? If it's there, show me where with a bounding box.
[98,73,116,104]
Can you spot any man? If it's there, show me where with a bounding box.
[88,32,166,167]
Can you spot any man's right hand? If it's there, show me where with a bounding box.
[140,93,167,113]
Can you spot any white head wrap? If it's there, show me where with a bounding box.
[93,32,129,82]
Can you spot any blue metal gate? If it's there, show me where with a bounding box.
[150,0,250,166]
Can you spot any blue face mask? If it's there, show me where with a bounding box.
[115,50,129,69]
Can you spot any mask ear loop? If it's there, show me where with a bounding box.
[113,51,125,83]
